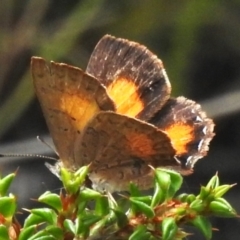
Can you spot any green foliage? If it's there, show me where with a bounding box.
[0,168,237,240]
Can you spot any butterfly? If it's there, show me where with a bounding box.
[31,35,214,192]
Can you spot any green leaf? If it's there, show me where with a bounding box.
[128,183,142,215]
[213,184,235,198]
[74,165,89,181]
[130,197,154,218]
[0,195,16,218]
[151,169,183,207]
[31,237,57,240]
[129,196,152,205]
[79,188,102,200]
[24,213,45,227]
[31,208,58,225]
[212,197,233,209]
[107,192,120,221]
[77,200,87,215]
[129,183,141,197]
[20,225,63,240]
[19,225,37,240]
[74,166,90,191]
[199,186,211,200]
[95,196,109,216]
[75,217,84,236]
[43,226,63,239]
[63,219,76,234]
[186,194,196,204]
[162,217,178,240]
[28,231,58,240]
[89,215,111,237]
[60,166,89,194]
[0,225,10,240]
[174,207,187,216]
[60,167,72,184]
[209,199,237,217]
[154,169,170,201]
[191,215,212,240]
[129,225,151,240]
[112,209,128,228]
[206,173,219,190]
[176,193,188,202]
[189,199,204,212]
[0,173,15,196]
[38,192,62,212]
[155,169,171,190]
[161,169,183,198]
[60,168,78,194]
[82,214,102,228]
[151,181,164,207]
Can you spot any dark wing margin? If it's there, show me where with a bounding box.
[150,97,215,171]
[86,35,171,121]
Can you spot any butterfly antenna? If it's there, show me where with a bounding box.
[37,136,59,156]
[0,153,57,161]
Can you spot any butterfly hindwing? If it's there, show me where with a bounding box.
[76,111,177,191]
[150,97,215,170]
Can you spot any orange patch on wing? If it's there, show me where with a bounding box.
[107,77,144,117]
[59,93,99,131]
[126,132,155,156]
[164,123,194,155]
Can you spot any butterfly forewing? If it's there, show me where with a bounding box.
[86,35,171,121]
[32,57,115,169]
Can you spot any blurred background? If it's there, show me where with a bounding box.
[1,1,240,239]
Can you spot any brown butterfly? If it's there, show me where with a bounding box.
[32,35,214,192]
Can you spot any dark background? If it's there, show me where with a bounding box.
[1,1,240,239]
